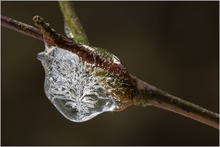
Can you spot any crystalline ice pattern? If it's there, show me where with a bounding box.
[37,43,122,122]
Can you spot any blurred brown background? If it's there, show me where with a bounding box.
[1,1,219,145]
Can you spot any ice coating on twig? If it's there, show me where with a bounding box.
[37,43,122,122]
[64,23,74,39]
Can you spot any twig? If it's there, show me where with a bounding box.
[59,1,90,45]
[1,14,132,85]
[132,76,219,129]
[1,15,43,41]
[57,2,219,129]
[1,14,219,129]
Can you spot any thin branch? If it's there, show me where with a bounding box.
[1,14,219,129]
[131,76,219,129]
[1,15,132,85]
[59,1,90,45]
[1,15,43,41]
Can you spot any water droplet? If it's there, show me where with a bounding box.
[111,54,121,64]
[38,42,125,122]
[64,23,74,39]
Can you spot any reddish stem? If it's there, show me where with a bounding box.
[1,14,134,86]
[132,76,219,129]
[1,15,43,41]
[1,14,219,129]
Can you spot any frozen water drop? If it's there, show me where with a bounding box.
[111,54,121,64]
[37,42,123,122]
[64,23,74,39]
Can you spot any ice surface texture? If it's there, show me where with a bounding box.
[37,43,123,122]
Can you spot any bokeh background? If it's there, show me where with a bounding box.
[1,1,219,145]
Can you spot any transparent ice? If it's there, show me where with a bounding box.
[37,43,122,122]
[64,23,74,39]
